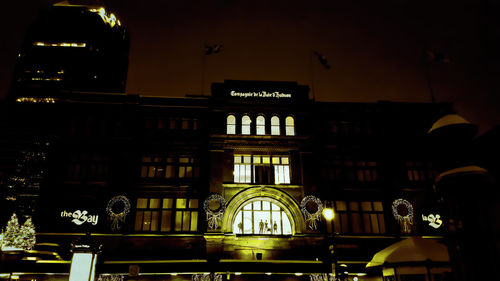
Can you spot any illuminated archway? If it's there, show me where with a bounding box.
[233,200,292,235]
[222,186,306,235]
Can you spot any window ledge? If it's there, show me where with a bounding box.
[222,183,302,188]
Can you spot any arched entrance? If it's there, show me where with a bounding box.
[232,200,293,235]
[221,186,305,234]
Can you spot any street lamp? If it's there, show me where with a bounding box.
[69,233,102,281]
[322,205,336,280]
[322,207,334,221]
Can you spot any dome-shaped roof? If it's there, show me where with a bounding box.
[436,165,488,183]
[428,114,476,134]
[367,237,449,268]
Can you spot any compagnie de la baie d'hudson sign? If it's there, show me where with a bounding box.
[229,90,292,99]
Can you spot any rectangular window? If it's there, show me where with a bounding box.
[356,161,378,182]
[234,155,252,183]
[328,200,386,234]
[406,161,436,182]
[273,156,290,184]
[67,153,108,181]
[181,118,190,130]
[135,197,199,233]
[234,154,290,184]
[141,155,199,179]
[322,158,377,182]
[169,118,177,130]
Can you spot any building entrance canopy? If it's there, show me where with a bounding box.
[366,236,449,268]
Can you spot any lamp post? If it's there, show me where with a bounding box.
[322,206,336,281]
[69,233,102,281]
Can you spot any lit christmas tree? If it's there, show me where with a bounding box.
[19,217,36,250]
[3,213,22,250]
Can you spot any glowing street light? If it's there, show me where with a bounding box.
[322,207,334,221]
[322,205,337,280]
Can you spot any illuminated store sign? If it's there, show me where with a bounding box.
[230,90,292,99]
[422,214,442,229]
[61,210,99,226]
[89,8,121,28]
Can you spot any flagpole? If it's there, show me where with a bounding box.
[424,53,435,103]
[423,50,443,104]
[309,50,316,101]
[201,49,207,96]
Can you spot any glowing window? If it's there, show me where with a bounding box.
[242,115,251,135]
[135,198,198,232]
[227,115,236,134]
[271,116,280,135]
[233,200,292,235]
[234,155,252,183]
[285,116,295,136]
[256,116,265,135]
[234,154,290,184]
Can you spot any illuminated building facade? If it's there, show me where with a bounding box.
[0,79,456,280]
[0,3,471,281]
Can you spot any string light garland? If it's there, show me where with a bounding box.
[392,198,414,234]
[203,194,226,230]
[97,275,124,281]
[106,196,130,231]
[301,195,323,230]
[192,273,222,281]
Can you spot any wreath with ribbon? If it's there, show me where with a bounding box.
[300,195,323,230]
[106,195,131,231]
[203,194,226,230]
[392,198,414,233]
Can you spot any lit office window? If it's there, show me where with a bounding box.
[234,155,290,184]
[273,156,290,184]
[242,115,251,135]
[135,198,198,232]
[285,116,295,136]
[271,116,280,135]
[328,201,386,234]
[178,157,199,178]
[227,115,236,134]
[34,42,86,48]
[140,156,164,178]
[234,155,252,183]
[256,116,266,135]
[233,200,292,235]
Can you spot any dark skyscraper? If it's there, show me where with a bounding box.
[9,1,129,98]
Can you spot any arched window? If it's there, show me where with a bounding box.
[285,116,295,136]
[233,200,292,235]
[242,115,251,135]
[271,116,280,135]
[226,115,236,134]
[256,115,265,135]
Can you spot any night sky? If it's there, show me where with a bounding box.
[2,0,500,133]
